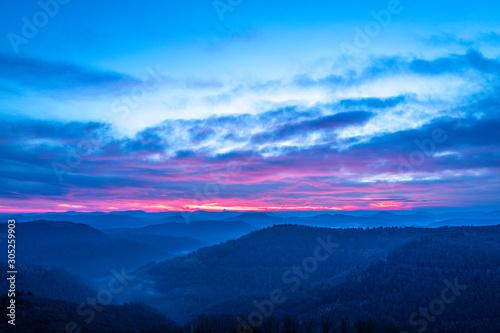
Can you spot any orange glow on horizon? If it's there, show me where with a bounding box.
[369,201,409,209]
[0,200,418,214]
[183,203,352,211]
[58,204,86,209]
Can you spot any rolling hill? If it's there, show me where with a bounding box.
[0,263,96,303]
[1,220,189,278]
[131,225,422,321]
[106,219,256,244]
[129,224,500,332]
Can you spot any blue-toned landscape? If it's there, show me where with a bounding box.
[1,0,499,332]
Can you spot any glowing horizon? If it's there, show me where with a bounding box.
[0,199,477,214]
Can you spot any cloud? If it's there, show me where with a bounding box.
[0,116,108,142]
[283,50,499,108]
[338,96,406,109]
[251,111,374,145]
[408,50,500,75]
[0,53,140,94]
[427,31,500,48]
[0,53,223,96]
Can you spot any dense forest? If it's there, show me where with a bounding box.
[130,225,500,332]
[1,220,499,332]
[0,264,95,303]
[0,292,180,333]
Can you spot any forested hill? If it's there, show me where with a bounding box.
[308,229,500,332]
[1,223,498,332]
[0,264,95,303]
[131,224,500,331]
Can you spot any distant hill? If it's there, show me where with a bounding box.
[4,210,244,228]
[5,210,499,230]
[1,219,251,283]
[107,219,256,243]
[428,218,500,227]
[1,220,174,278]
[9,213,151,229]
[111,233,208,255]
[224,211,499,228]
[436,210,500,220]
[224,212,287,227]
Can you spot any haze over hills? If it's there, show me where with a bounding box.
[1,220,207,279]
[130,224,422,322]
[130,224,500,331]
[4,209,500,230]
[2,210,244,228]
[106,219,256,243]
[1,213,499,332]
[6,213,157,229]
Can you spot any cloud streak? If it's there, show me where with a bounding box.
[0,53,140,94]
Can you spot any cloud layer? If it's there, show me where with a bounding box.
[1,48,499,212]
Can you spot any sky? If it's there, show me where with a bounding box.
[0,0,499,212]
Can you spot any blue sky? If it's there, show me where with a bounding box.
[2,0,499,75]
[0,0,499,212]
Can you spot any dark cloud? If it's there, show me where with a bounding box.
[409,50,500,75]
[357,114,500,154]
[292,50,500,93]
[427,32,500,47]
[338,96,406,109]
[251,111,373,145]
[189,127,216,143]
[0,53,140,93]
[0,116,107,143]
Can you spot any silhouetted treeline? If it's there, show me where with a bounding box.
[0,292,181,333]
